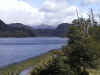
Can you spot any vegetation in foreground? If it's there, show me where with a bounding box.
[30,9,100,75]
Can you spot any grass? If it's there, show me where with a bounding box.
[0,50,59,75]
[88,69,100,75]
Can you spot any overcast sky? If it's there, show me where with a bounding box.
[0,0,100,26]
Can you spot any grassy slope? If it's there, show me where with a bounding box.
[0,50,58,75]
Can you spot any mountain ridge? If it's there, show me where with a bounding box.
[0,19,72,37]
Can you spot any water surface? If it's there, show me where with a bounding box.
[0,37,68,67]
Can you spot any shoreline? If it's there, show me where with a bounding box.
[0,49,59,69]
[0,49,58,75]
[0,52,49,69]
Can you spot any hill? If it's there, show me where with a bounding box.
[33,23,72,37]
[0,19,72,37]
[0,19,35,37]
[53,23,72,37]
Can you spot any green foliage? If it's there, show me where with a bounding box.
[36,56,75,75]
[72,18,85,25]
[67,25,82,42]
[63,18,100,75]
[89,26,100,41]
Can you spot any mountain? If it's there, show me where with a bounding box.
[7,23,35,37]
[0,19,35,37]
[33,23,72,37]
[0,19,8,31]
[8,23,34,32]
[32,24,56,36]
[0,19,72,37]
[54,23,72,37]
[34,29,55,36]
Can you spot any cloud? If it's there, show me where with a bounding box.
[39,0,92,25]
[40,0,79,25]
[84,0,100,4]
[0,0,44,25]
[0,0,97,26]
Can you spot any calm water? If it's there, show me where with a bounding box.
[0,37,68,68]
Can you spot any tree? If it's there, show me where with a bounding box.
[63,18,100,75]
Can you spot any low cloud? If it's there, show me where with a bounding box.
[0,0,98,26]
[40,0,79,25]
[0,0,44,25]
[84,0,100,4]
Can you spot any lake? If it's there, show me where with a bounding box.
[0,37,68,68]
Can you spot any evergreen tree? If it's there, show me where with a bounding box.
[63,18,100,75]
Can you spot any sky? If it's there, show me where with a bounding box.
[0,0,100,26]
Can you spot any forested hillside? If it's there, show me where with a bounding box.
[53,23,72,37]
[0,19,35,37]
[33,23,71,37]
[0,19,71,37]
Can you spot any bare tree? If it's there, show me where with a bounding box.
[90,8,95,26]
[75,9,90,37]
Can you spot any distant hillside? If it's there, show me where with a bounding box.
[0,19,9,31]
[34,29,55,36]
[33,23,72,37]
[0,19,35,37]
[32,25,55,37]
[0,19,72,37]
[54,23,72,37]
